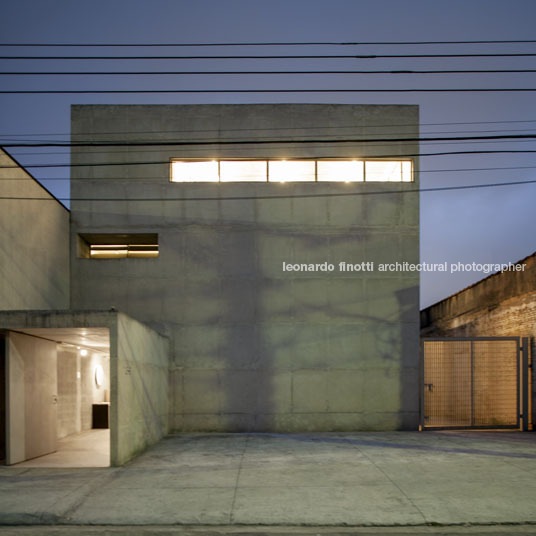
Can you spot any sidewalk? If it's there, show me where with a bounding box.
[1,431,535,527]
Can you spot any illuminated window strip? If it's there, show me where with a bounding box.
[171,159,413,183]
[90,244,159,259]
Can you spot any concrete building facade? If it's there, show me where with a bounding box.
[70,104,420,432]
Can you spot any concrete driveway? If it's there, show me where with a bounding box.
[1,431,535,528]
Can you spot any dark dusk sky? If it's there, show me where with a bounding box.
[0,0,535,308]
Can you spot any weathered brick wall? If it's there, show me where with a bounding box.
[421,252,536,428]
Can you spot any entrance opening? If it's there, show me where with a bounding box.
[4,328,110,467]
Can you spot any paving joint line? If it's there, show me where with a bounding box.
[350,439,428,525]
[229,433,251,524]
[56,468,122,523]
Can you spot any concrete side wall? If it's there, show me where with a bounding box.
[0,149,70,310]
[70,104,420,432]
[6,331,57,464]
[421,253,536,426]
[113,312,169,466]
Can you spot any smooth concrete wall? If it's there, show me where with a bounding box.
[0,149,69,310]
[70,104,420,431]
[6,331,57,465]
[114,312,169,465]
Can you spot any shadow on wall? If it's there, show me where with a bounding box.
[72,200,419,432]
[0,224,67,309]
[215,228,419,432]
[396,285,420,429]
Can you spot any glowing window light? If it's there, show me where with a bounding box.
[90,248,129,258]
[220,160,267,182]
[365,161,406,182]
[89,244,158,258]
[171,160,219,182]
[269,160,315,182]
[401,161,413,182]
[317,160,364,182]
[170,159,412,183]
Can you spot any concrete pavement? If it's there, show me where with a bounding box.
[1,527,536,535]
[1,431,536,529]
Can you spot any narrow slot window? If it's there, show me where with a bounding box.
[78,234,159,259]
[170,159,413,182]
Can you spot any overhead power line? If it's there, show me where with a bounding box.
[3,151,536,172]
[2,178,536,203]
[3,118,536,139]
[1,40,536,46]
[5,138,536,159]
[3,133,536,149]
[2,88,536,95]
[4,134,535,148]
[3,165,536,181]
[2,69,536,75]
[2,53,536,60]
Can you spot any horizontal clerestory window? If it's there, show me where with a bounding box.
[170,159,413,183]
[78,233,159,259]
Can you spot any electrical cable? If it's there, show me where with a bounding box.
[2,88,535,95]
[1,178,536,203]
[6,136,536,158]
[1,40,536,46]
[3,150,536,172]
[2,165,536,181]
[2,118,536,139]
[2,133,536,148]
[2,53,536,59]
[2,69,536,75]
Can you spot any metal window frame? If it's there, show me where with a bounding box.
[169,157,414,183]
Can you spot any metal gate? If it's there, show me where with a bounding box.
[421,337,529,430]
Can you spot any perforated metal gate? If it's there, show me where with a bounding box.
[421,337,529,430]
